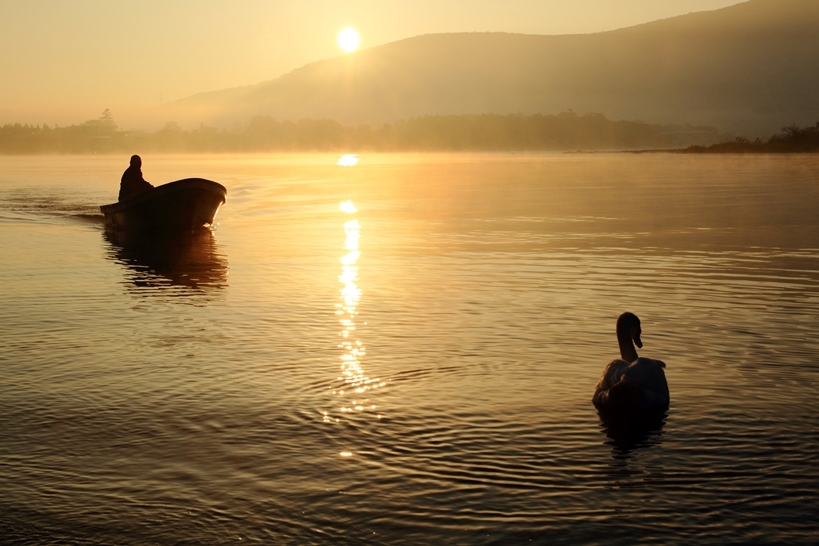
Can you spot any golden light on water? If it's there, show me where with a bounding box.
[337,154,359,167]
[324,199,386,428]
[339,199,358,213]
[337,28,361,53]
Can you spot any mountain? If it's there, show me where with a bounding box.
[166,0,819,135]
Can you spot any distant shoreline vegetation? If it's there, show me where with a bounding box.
[0,109,730,154]
[680,123,819,153]
[3,110,817,154]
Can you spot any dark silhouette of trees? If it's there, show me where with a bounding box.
[0,109,126,153]
[685,122,819,153]
[371,112,720,151]
[6,110,818,154]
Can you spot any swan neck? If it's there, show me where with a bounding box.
[617,331,638,363]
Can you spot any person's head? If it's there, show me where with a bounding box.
[129,155,142,168]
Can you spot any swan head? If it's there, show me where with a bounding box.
[617,312,642,349]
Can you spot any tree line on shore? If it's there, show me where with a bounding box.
[0,109,727,153]
[2,109,816,154]
[682,123,819,153]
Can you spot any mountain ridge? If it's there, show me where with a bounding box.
[165,0,819,135]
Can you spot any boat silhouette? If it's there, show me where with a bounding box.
[100,178,226,234]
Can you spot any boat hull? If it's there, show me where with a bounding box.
[100,178,226,233]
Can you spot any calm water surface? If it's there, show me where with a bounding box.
[1,153,819,545]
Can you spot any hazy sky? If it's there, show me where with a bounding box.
[0,0,743,127]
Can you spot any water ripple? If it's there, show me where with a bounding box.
[2,154,819,544]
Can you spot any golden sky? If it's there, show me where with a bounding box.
[0,0,741,127]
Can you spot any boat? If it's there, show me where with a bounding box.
[100,178,226,233]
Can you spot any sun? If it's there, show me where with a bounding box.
[337,28,360,53]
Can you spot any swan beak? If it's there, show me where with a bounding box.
[634,334,643,348]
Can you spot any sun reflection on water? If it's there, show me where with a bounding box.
[339,199,358,214]
[337,154,359,167]
[325,199,385,427]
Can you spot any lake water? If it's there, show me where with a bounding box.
[1,153,819,545]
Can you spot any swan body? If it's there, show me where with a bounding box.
[593,313,669,416]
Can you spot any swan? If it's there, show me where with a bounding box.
[593,312,669,417]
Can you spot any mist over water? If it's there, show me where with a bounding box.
[1,153,819,544]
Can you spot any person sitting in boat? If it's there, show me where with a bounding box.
[118,155,154,201]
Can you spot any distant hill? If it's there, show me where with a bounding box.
[165,0,819,136]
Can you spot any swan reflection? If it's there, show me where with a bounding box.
[600,412,666,457]
[104,229,228,296]
[325,200,384,425]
